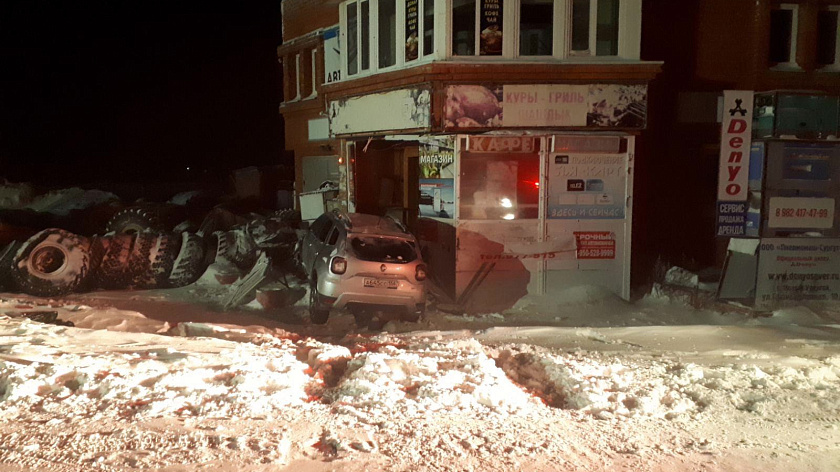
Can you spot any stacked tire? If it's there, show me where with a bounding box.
[9,229,211,296]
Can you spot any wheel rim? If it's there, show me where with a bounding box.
[30,245,67,276]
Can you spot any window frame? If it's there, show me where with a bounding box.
[769,3,800,70]
[340,0,440,81]
[817,6,840,71]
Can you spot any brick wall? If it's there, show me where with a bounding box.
[282,0,339,41]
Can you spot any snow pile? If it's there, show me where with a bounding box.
[25,187,118,215]
[495,346,840,421]
[0,317,313,422]
[327,338,537,419]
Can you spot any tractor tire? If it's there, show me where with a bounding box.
[79,235,108,291]
[168,232,207,287]
[11,229,93,297]
[128,232,177,289]
[106,207,163,235]
[95,233,135,289]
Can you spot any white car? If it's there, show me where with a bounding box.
[297,211,427,324]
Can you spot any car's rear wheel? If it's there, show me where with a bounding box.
[309,276,330,324]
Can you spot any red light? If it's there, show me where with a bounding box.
[415,264,427,281]
[533,181,540,189]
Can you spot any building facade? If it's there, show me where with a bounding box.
[279,0,662,312]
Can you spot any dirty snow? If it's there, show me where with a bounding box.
[1,291,839,471]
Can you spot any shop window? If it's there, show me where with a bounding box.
[459,152,540,220]
[379,0,397,68]
[570,0,620,56]
[520,0,553,56]
[768,4,798,67]
[817,7,840,68]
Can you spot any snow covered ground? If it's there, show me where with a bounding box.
[1,286,840,472]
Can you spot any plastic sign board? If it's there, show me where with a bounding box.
[323,27,341,84]
[755,238,840,309]
[768,197,835,229]
[718,91,753,201]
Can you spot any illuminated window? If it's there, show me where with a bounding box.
[460,152,540,220]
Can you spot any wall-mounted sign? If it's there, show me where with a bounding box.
[479,0,503,55]
[718,90,754,201]
[329,88,431,136]
[323,26,341,84]
[467,136,537,153]
[547,154,627,219]
[444,84,647,129]
[405,0,419,61]
[574,232,616,259]
[768,197,835,229]
[419,144,455,219]
[716,201,747,236]
[755,238,840,309]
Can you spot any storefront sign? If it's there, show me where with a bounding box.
[768,197,835,229]
[445,84,647,129]
[547,154,626,219]
[718,90,753,201]
[479,0,503,55]
[405,0,419,61]
[468,136,537,153]
[329,88,431,135]
[755,238,840,308]
[716,201,747,236]
[574,232,616,259]
[503,85,588,127]
[323,26,341,84]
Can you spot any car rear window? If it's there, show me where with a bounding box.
[350,236,417,263]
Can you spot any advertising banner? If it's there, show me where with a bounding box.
[547,154,626,219]
[419,144,455,219]
[479,0,503,55]
[718,90,754,201]
[329,88,431,135]
[755,238,840,309]
[574,232,616,259]
[444,84,647,129]
[405,0,419,61]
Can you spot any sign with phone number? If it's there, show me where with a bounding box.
[574,232,616,260]
[768,197,835,229]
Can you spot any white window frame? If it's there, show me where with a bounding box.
[308,48,318,99]
[339,0,440,81]
[446,0,639,61]
[291,53,302,102]
[817,6,840,71]
[770,3,800,70]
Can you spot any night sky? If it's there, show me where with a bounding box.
[1,1,285,187]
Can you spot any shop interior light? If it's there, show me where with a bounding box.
[500,197,513,208]
[502,213,515,220]
[338,156,345,165]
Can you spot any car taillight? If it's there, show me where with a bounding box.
[415,264,427,281]
[330,257,347,274]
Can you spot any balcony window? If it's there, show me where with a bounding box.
[423,0,435,57]
[817,8,840,68]
[570,0,620,56]
[361,1,371,70]
[347,3,358,75]
[520,0,553,56]
[379,0,397,68]
[453,0,477,55]
[769,4,798,67]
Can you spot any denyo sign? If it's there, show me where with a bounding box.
[718,91,754,201]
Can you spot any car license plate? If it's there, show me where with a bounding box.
[364,278,398,289]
